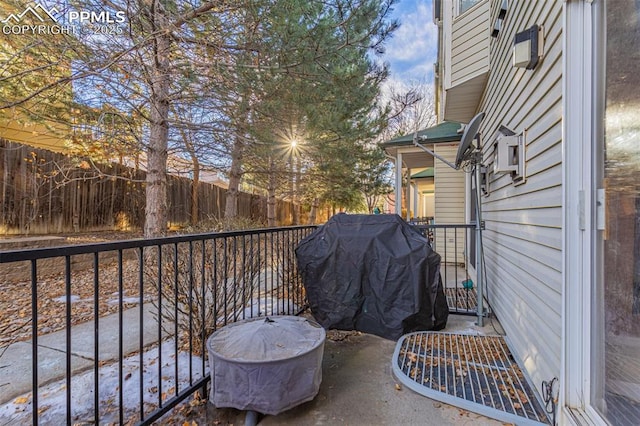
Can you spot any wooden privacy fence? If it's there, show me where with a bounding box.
[0,139,293,234]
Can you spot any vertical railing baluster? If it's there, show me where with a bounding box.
[232,236,238,321]
[213,237,218,329]
[290,229,294,314]
[282,230,287,315]
[270,232,275,315]
[93,252,99,422]
[157,245,163,409]
[241,235,246,320]
[118,250,124,425]
[173,243,179,396]
[138,247,144,423]
[249,234,255,318]
[454,228,459,313]
[201,239,207,387]
[188,241,193,385]
[292,229,296,310]
[31,260,38,426]
[442,228,448,290]
[264,232,268,315]
[223,238,228,325]
[65,256,72,426]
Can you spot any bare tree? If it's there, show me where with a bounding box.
[381,79,437,141]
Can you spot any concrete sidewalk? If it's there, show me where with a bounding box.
[0,303,160,405]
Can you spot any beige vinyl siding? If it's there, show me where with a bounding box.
[434,144,465,264]
[476,0,563,391]
[450,0,490,86]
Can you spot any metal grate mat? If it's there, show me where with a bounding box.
[445,288,477,312]
[393,332,550,425]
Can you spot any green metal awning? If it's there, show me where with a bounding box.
[381,121,464,148]
[411,168,434,179]
[381,121,464,169]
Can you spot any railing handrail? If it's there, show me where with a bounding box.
[0,225,317,263]
[412,223,476,229]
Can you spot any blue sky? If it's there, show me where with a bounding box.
[383,0,438,86]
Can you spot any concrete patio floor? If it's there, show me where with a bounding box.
[177,314,509,426]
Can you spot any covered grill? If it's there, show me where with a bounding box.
[207,315,326,416]
[296,214,448,340]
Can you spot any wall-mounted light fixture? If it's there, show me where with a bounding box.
[513,24,543,69]
[491,0,508,38]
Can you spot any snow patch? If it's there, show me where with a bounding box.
[0,341,205,424]
[51,295,82,303]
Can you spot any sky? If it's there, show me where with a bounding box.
[382,0,438,88]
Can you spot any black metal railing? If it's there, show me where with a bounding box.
[408,217,434,226]
[411,223,478,315]
[0,226,315,425]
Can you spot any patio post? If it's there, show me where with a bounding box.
[406,167,411,221]
[474,152,484,327]
[395,151,403,215]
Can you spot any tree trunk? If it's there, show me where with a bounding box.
[182,133,199,226]
[224,134,244,225]
[267,157,277,226]
[144,25,171,237]
[309,197,319,224]
[292,156,300,225]
[190,160,199,226]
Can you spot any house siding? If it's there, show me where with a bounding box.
[450,0,491,86]
[434,144,465,263]
[477,0,563,391]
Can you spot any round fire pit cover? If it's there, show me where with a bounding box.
[207,315,326,415]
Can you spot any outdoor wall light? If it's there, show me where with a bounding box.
[513,24,543,69]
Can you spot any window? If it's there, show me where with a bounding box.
[597,0,640,423]
[458,0,482,15]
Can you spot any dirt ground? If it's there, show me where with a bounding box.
[0,230,149,346]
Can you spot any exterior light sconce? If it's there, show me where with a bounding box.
[491,0,508,38]
[492,126,526,184]
[513,24,543,69]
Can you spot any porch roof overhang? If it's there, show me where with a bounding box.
[381,121,463,169]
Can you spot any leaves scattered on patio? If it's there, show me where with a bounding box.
[394,332,550,424]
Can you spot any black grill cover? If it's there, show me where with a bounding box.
[296,214,448,340]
